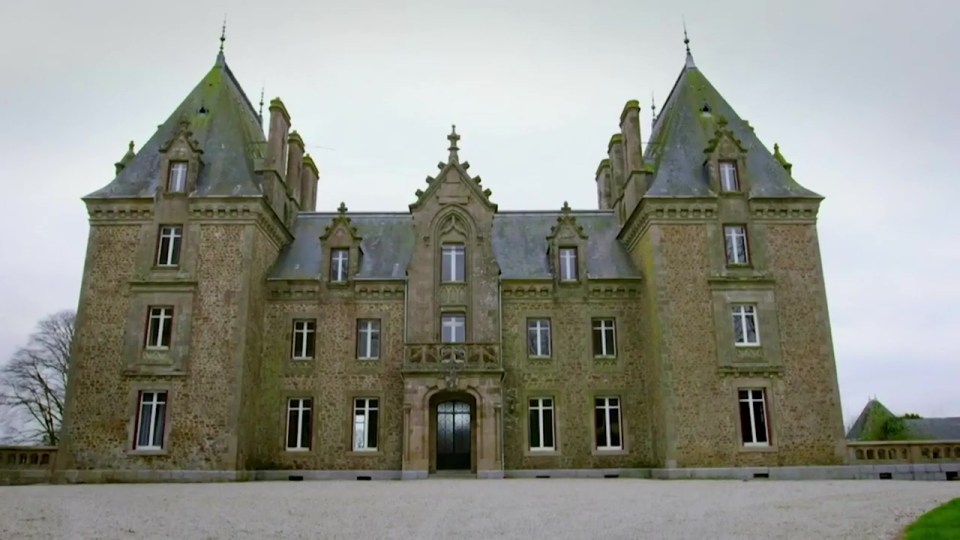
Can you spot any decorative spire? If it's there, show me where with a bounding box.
[114,141,136,175]
[258,85,265,127]
[651,92,657,126]
[219,16,227,53]
[683,18,696,68]
[337,201,348,214]
[447,124,460,163]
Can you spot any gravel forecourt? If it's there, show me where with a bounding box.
[1,479,957,539]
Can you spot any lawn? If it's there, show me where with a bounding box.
[905,498,960,539]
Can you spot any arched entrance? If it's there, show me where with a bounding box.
[430,394,475,472]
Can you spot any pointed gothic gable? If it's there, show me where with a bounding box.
[546,202,588,242]
[409,127,497,212]
[319,202,362,242]
[642,56,821,199]
[86,52,266,199]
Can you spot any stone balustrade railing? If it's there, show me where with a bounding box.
[403,342,501,371]
[847,440,960,464]
[0,446,57,485]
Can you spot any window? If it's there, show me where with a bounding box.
[167,161,187,192]
[528,397,555,451]
[732,305,760,346]
[719,161,740,192]
[134,391,167,450]
[357,319,381,360]
[330,248,349,282]
[594,397,622,450]
[291,320,316,360]
[527,319,551,357]
[286,398,313,451]
[592,319,616,357]
[559,247,578,281]
[739,389,769,446]
[353,398,379,451]
[441,314,465,343]
[155,225,183,267]
[441,244,465,282]
[724,225,750,265]
[145,307,173,350]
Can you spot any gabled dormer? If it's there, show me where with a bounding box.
[158,119,204,197]
[546,202,588,285]
[320,202,363,285]
[703,116,749,196]
[409,126,497,213]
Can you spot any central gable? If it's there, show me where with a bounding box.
[409,126,497,212]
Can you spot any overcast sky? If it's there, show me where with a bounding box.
[1,0,957,425]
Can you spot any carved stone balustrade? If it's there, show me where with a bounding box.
[402,342,501,373]
[0,446,57,485]
[847,440,960,464]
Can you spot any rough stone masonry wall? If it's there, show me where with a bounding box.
[500,295,653,470]
[251,292,405,470]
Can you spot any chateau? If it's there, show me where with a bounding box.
[57,39,846,481]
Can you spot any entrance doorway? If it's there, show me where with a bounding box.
[436,400,471,470]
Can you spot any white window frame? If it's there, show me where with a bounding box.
[330,248,349,283]
[441,314,466,343]
[739,389,770,447]
[145,306,173,350]
[527,319,551,357]
[167,161,187,192]
[732,304,760,346]
[357,319,381,360]
[134,391,167,450]
[353,398,379,451]
[441,244,465,283]
[156,225,183,267]
[291,320,316,360]
[719,161,740,192]
[724,225,750,265]
[528,397,555,451]
[592,319,617,357]
[559,247,578,281]
[286,398,312,451]
[594,396,622,450]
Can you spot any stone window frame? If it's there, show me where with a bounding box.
[144,305,174,350]
[329,248,350,284]
[124,285,195,376]
[591,317,618,359]
[722,223,751,267]
[731,304,761,347]
[154,224,183,268]
[731,380,779,453]
[126,382,174,456]
[356,318,382,360]
[589,391,628,456]
[440,312,467,344]
[157,121,202,198]
[718,160,741,193]
[704,125,750,196]
[440,242,467,283]
[557,246,579,282]
[320,217,362,287]
[526,318,552,359]
[347,392,384,456]
[290,318,317,361]
[283,395,315,453]
[710,288,782,369]
[166,161,188,192]
[524,394,559,456]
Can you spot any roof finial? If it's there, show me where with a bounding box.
[447,124,460,163]
[258,84,265,127]
[682,17,696,68]
[219,16,227,53]
[651,92,657,126]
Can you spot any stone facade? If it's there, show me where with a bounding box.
[56,45,846,482]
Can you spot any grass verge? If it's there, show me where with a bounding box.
[905,498,960,539]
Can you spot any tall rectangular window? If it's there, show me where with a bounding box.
[134,391,167,450]
[156,225,183,267]
[357,319,381,360]
[330,249,349,282]
[145,307,173,350]
[739,389,769,446]
[594,397,622,450]
[291,320,316,360]
[167,161,187,192]
[592,319,616,357]
[528,397,555,451]
[719,161,740,192]
[732,305,760,346]
[441,314,466,343]
[724,225,750,265]
[527,319,551,357]
[559,247,578,281]
[441,244,465,282]
[286,398,313,451]
[353,398,379,451]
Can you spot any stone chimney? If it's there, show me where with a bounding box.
[301,154,319,212]
[595,159,612,210]
[286,131,305,206]
[620,100,644,174]
[266,98,291,179]
[607,134,625,205]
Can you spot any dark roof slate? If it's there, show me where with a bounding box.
[905,418,960,440]
[86,53,265,199]
[644,53,821,199]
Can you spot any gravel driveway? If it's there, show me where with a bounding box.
[1,479,957,539]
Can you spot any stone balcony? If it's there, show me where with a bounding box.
[402,342,502,373]
[847,440,960,464]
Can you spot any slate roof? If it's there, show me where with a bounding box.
[846,399,895,440]
[86,52,266,199]
[269,210,640,280]
[644,52,821,199]
[846,399,960,440]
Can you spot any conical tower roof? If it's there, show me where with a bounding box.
[86,52,266,198]
[643,53,821,199]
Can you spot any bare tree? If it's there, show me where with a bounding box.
[0,310,74,445]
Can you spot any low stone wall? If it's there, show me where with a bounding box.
[0,446,57,485]
[848,440,960,464]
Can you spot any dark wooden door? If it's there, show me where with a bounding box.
[436,401,471,470]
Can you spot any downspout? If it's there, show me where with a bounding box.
[498,275,505,478]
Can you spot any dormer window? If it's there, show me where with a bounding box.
[167,161,187,192]
[441,244,465,283]
[330,248,349,283]
[559,247,578,281]
[719,161,740,192]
